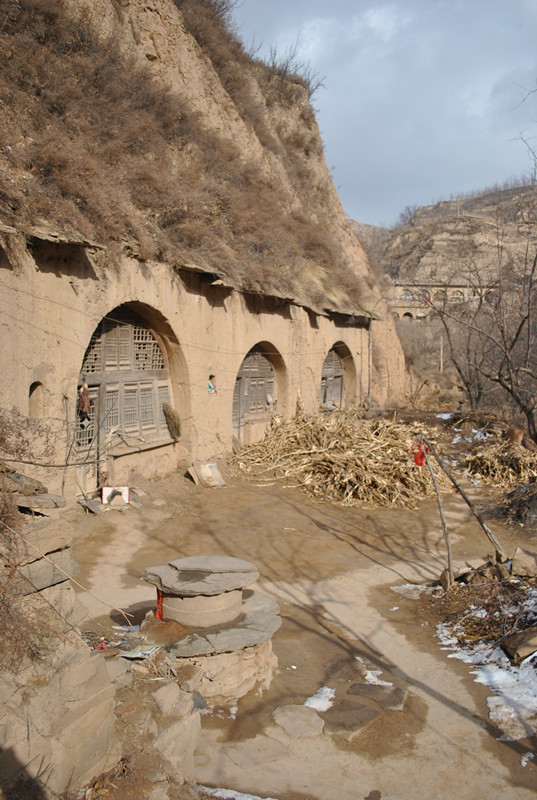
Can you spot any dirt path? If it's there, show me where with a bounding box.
[65,466,537,800]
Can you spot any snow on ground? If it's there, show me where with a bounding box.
[437,588,537,741]
[202,789,279,800]
[304,686,335,712]
[355,656,393,686]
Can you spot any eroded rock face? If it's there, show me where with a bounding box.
[351,186,537,286]
[0,622,120,796]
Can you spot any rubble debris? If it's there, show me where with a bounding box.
[431,553,537,665]
[187,460,225,487]
[77,497,103,514]
[120,646,160,660]
[502,627,537,665]
[512,547,537,578]
[501,483,537,525]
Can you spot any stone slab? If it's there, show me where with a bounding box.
[271,705,324,738]
[13,526,72,567]
[169,555,258,574]
[18,547,79,594]
[152,710,200,778]
[1,471,47,495]
[502,626,537,664]
[511,547,537,578]
[322,705,381,741]
[242,589,280,615]
[17,493,66,509]
[347,682,408,711]
[152,681,182,715]
[143,556,259,596]
[167,595,282,657]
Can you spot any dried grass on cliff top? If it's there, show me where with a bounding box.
[0,0,366,312]
[233,409,450,508]
[462,440,537,488]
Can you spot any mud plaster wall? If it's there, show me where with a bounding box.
[0,241,404,495]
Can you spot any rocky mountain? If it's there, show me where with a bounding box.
[350,184,537,287]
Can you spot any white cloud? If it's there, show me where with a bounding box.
[360,4,410,42]
[233,0,537,224]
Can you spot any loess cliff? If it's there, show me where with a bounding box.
[0,0,384,316]
[351,185,537,286]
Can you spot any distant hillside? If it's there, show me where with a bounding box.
[0,0,381,316]
[350,184,537,285]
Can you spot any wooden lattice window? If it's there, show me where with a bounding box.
[232,347,276,435]
[77,310,171,449]
[319,348,344,408]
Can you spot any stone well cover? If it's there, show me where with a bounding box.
[142,555,259,597]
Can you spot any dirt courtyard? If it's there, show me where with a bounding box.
[63,461,537,800]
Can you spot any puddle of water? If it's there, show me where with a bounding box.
[199,602,419,753]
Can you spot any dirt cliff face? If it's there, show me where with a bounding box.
[0,0,391,319]
[351,186,537,286]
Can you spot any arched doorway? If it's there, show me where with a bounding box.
[232,343,284,440]
[76,307,173,475]
[319,348,345,409]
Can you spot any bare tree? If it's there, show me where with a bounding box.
[426,196,537,439]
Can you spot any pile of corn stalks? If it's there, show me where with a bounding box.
[462,440,537,488]
[232,409,450,508]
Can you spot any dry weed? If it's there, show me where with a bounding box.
[462,440,537,487]
[233,409,450,508]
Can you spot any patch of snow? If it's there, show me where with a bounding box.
[391,583,433,599]
[304,685,335,712]
[201,788,279,800]
[452,434,462,445]
[228,702,238,720]
[472,428,491,440]
[288,665,297,670]
[436,413,453,420]
[521,752,535,767]
[437,613,537,740]
[112,624,140,632]
[462,472,481,486]
[390,606,399,611]
[355,657,393,686]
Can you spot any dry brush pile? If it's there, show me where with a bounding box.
[462,440,537,488]
[233,409,451,508]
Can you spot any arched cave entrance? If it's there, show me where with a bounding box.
[76,305,177,486]
[319,342,356,409]
[232,342,286,441]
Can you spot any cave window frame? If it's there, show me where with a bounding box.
[76,310,171,450]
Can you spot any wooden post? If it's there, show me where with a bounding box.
[423,448,454,587]
[421,434,506,560]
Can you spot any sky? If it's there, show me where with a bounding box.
[231,0,537,227]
